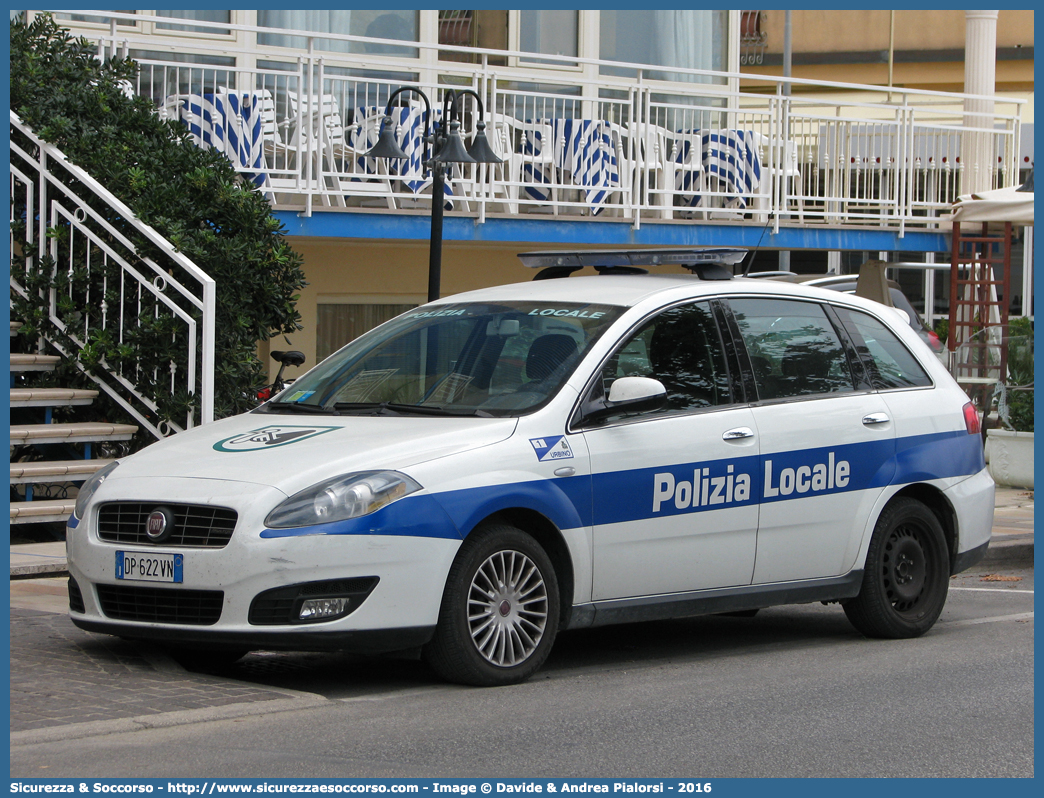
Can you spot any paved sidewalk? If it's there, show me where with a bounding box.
[10,606,321,741]
[8,486,1032,743]
[10,539,70,577]
[985,487,1035,564]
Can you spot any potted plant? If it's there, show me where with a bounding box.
[985,317,1034,488]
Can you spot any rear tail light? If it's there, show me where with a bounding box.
[963,402,981,435]
[927,330,943,352]
[256,387,272,402]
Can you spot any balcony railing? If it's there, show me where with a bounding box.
[74,11,1025,235]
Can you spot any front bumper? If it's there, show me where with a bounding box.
[66,477,461,650]
[70,614,436,653]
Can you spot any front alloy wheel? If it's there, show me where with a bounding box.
[425,524,560,686]
[468,548,550,667]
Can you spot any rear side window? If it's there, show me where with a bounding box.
[836,308,932,389]
[728,297,856,401]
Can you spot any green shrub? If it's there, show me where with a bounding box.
[10,14,306,441]
[1005,388,1033,433]
[932,318,949,346]
[1003,316,1033,432]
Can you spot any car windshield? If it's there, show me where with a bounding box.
[261,301,624,417]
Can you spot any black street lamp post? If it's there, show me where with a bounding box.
[366,87,502,303]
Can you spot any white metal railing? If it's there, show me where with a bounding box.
[70,11,1025,234]
[10,111,216,439]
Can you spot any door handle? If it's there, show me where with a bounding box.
[862,413,890,426]
[722,427,755,440]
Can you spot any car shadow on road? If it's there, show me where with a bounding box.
[203,603,861,697]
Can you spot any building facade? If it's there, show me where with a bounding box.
[26,9,1033,373]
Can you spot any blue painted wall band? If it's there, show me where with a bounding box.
[274,212,950,254]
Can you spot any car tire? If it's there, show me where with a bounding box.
[844,497,950,639]
[424,524,560,687]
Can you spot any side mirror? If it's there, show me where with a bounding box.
[607,376,666,404]
[580,376,667,424]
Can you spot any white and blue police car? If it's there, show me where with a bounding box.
[66,249,995,686]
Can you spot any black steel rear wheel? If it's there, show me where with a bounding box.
[844,497,950,638]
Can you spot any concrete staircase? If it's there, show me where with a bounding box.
[9,322,136,527]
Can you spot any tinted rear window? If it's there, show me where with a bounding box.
[836,308,932,389]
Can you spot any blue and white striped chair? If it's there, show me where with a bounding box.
[293,95,396,209]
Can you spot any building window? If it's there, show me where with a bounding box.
[316,304,418,362]
[57,10,136,26]
[519,10,578,66]
[439,10,473,47]
[599,10,728,83]
[740,10,767,67]
[257,10,418,58]
[155,10,231,36]
[438,10,474,63]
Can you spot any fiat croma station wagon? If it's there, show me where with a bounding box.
[67,249,994,686]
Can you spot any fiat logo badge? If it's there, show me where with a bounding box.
[145,507,174,542]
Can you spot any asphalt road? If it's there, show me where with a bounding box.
[10,565,1033,778]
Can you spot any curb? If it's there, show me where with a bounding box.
[979,539,1034,567]
[10,693,329,747]
[11,563,68,579]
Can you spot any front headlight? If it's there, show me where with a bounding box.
[265,470,422,529]
[73,461,120,520]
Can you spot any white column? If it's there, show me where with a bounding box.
[579,10,601,116]
[923,252,937,329]
[961,10,999,194]
[1022,226,1033,318]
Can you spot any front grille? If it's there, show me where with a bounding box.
[97,503,238,548]
[249,577,379,625]
[96,584,223,625]
[68,577,85,613]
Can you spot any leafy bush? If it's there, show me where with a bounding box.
[9,14,306,441]
[1002,316,1033,432]
[932,318,949,347]
[1005,388,1033,433]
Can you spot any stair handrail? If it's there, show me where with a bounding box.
[10,110,216,431]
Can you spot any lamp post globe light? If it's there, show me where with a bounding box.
[366,87,502,302]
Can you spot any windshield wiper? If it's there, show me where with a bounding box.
[385,402,493,418]
[329,401,400,415]
[261,401,337,415]
[332,401,492,418]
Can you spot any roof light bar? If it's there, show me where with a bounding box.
[517,248,748,270]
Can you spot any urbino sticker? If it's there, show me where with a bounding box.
[214,425,339,452]
[530,436,573,462]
